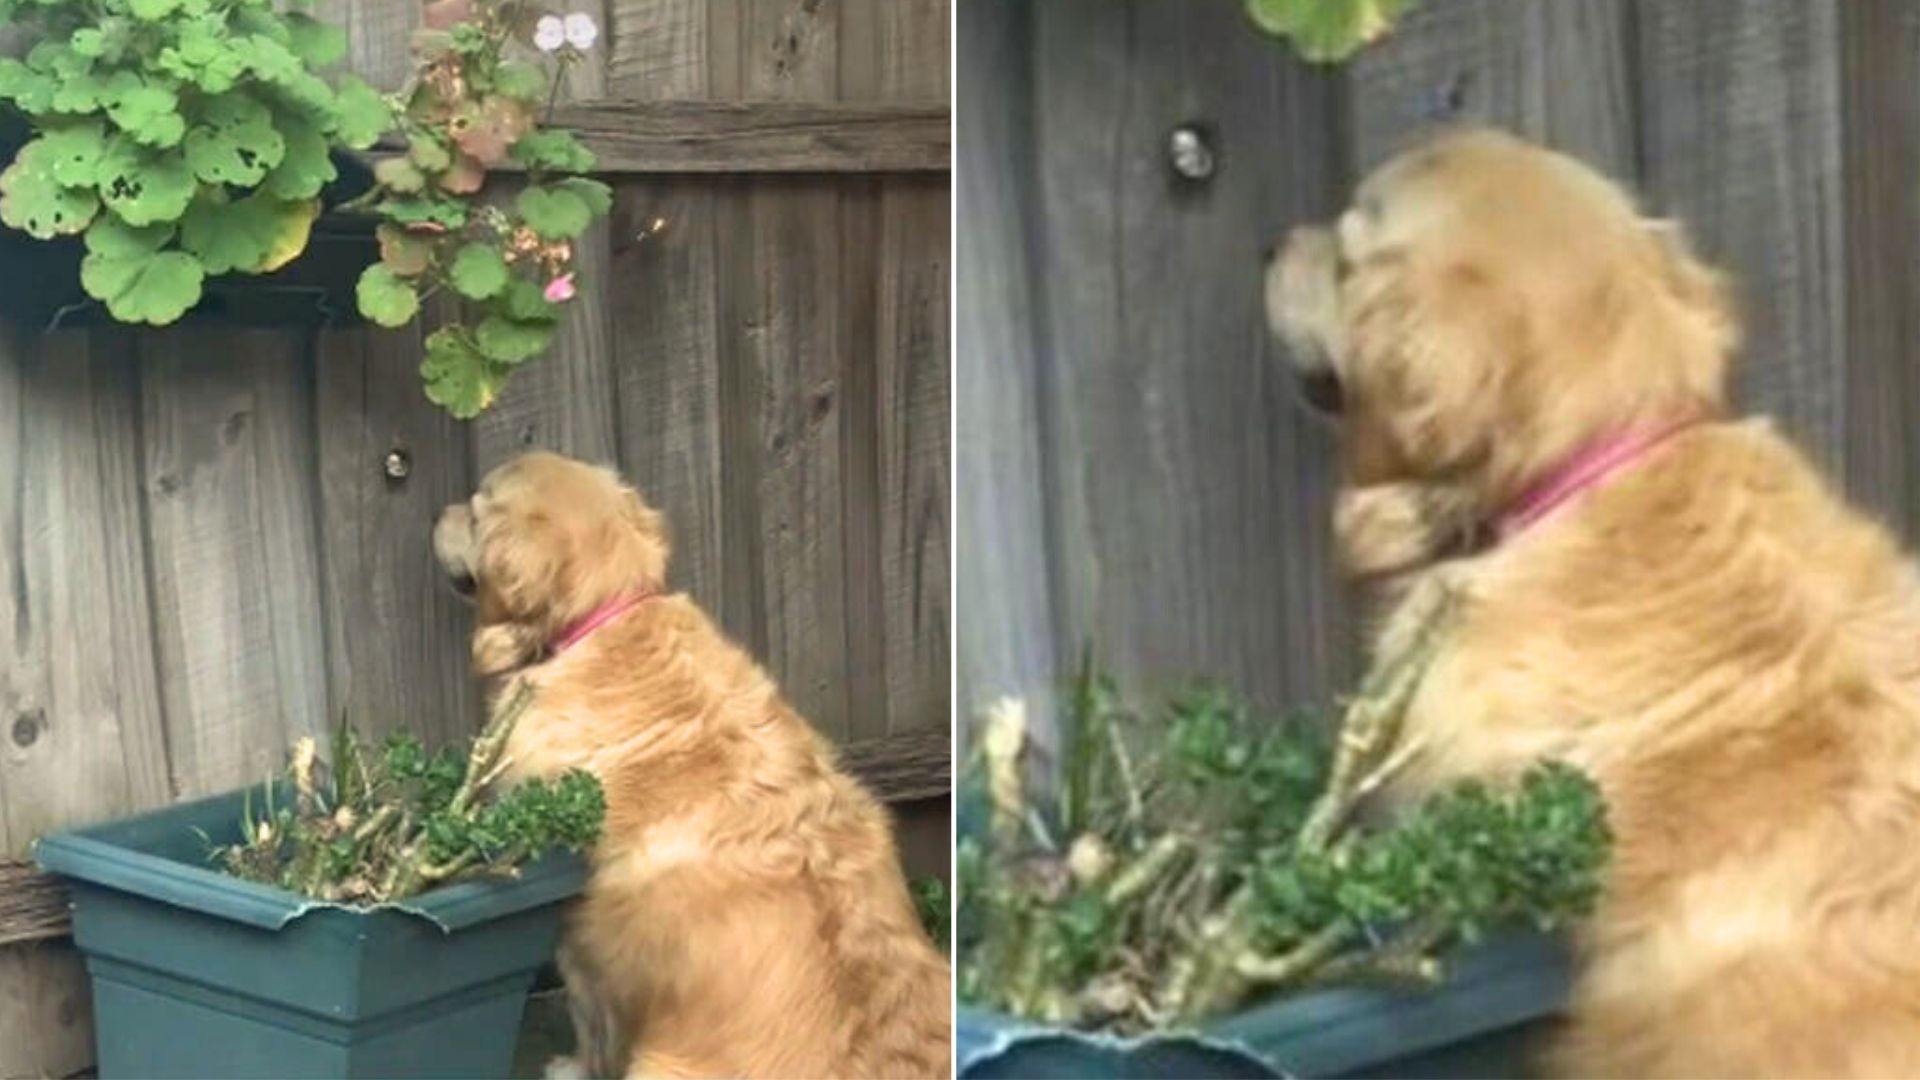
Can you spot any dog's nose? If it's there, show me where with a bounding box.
[1263,236,1284,263]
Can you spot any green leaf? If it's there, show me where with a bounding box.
[128,0,185,19]
[81,234,204,325]
[27,42,91,80]
[0,138,99,238]
[515,185,590,240]
[183,94,286,186]
[421,326,507,418]
[105,78,187,148]
[234,33,303,85]
[474,314,552,364]
[269,71,337,118]
[501,278,560,322]
[97,140,198,227]
[374,156,426,194]
[0,61,58,116]
[331,75,391,150]
[376,223,435,276]
[84,215,172,258]
[356,264,419,327]
[493,61,547,102]
[284,13,347,67]
[554,177,612,218]
[1244,0,1415,63]
[51,73,114,114]
[378,195,467,229]
[449,243,508,299]
[180,192,318,274]
[70,28,106,58]
[509,129,596,173]
[38,122,109,187]
[408,136,452,172]
[260,111,336,199]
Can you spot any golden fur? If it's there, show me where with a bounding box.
[434,452,951,1080]
[1267,128,1920,1077]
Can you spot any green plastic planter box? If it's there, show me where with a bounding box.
[956,930,1570,1078]
[35,787,587,1079]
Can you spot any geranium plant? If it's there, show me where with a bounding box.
[1245,0,1416,62]
[0,0,611,418]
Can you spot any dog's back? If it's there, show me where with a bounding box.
[515,596,952,1079]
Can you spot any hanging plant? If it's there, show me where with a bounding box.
[1244,0,1417,63]
[0,0,611,419]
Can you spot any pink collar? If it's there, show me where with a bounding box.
[549,591,654,656]
[1496,418,1701,540]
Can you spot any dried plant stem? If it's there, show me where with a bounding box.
[1104,834,1187,908]
[1309,917,1448,989]
[1233,922,1354,986]
[448,680,534,816]
[1296,584,1456,853]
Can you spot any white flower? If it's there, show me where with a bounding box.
[563,12,598,50]
[533,14,565,52]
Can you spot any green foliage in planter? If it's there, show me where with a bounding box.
[957,640,1610,1033]
[1245,0,1417,63]
[212,682,606,904]
[914,875,951,953]
[0,0,611,419]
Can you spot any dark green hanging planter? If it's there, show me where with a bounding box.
[34,787,586,1080]
[957,930,1570,1079]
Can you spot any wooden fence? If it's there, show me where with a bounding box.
[958,0,1920,744]
[0,1,950,1074]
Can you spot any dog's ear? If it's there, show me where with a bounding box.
[471,508,571,674]
[1642,217,1739,399]
[479,507,569,620]
[616,487,671,589]
[1346,258,1512,480]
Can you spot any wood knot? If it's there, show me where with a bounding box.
[12,707,44,748]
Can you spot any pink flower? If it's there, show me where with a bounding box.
[544,274,577,302]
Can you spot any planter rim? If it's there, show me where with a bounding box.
[956,928,1572,1078]
[34,785,587,934]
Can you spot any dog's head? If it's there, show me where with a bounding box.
[434,451,670,675]
[1264,127,1739,507]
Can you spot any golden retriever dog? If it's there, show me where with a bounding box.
[1266,127,1920,1077]
[433,451,951,1080]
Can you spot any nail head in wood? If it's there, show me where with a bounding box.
[1168,124,1216,182]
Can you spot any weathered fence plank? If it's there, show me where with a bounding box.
[612,180,730,613]
[140,330,327,796]
[0,328,169,1078]
[1021,0,1349,718]
[849,0,952,741]
[1637,0,1846,466]
[1839,0,1920,537]
[315,326,479,747]
[543,101,951,173]
[710,0,855,739]
[1348,0,1637,177]
[610,0,710,96]
[955,0,1056,746]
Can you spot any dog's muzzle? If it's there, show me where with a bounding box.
[1267,226,1347,416]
